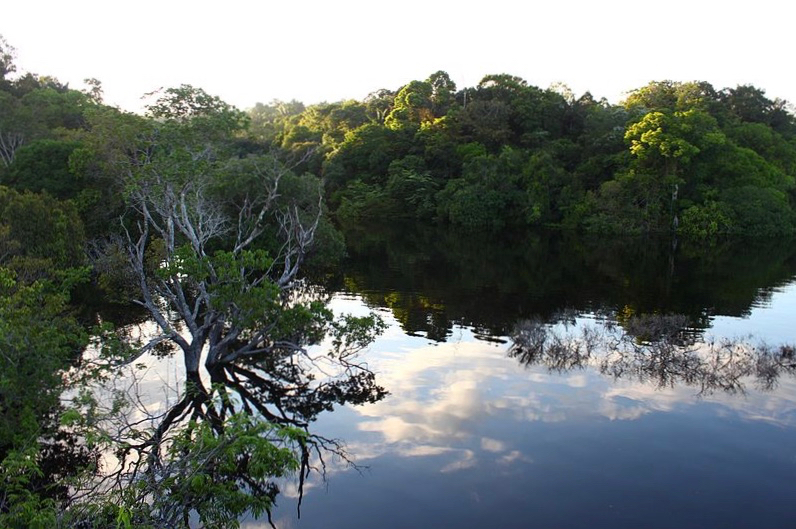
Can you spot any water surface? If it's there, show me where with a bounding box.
[266,228,796,529]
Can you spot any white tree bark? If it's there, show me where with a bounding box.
[0,130,23,168]
[121,154,322,377]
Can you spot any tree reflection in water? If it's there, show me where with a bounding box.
[69,311,387,528]
[510,313,796,395]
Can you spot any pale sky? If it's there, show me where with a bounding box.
[3,0,794,114]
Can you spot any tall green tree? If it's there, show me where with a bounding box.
[624,109,726,229]
[385,80,434,130]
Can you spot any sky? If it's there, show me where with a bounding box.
[3,0,795,114]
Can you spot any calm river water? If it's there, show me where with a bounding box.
[254,227,796,529]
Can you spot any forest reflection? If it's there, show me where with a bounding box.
[510,313,796,395]
[336,223,796,342]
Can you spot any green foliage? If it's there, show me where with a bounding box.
[208,154,345,268]
[0,186,86,274]
[12,411,308,529]
[626,111,701,165]
[519,150,578,226]
[721,186,794,236]
[330,313,388,355]
[437,177,513,231]
[335,160,438,223]
[623,81,720,114]
[456,141,488,161]
[300,100,369,146]
[248,99,306,144]
[427,71,457,117]
[712,143,791,190]
[364,89,395,123]
[135,414,304,529]
[0,448,59,529]
[7,31,793,239]
[135,85,251,174]
[384,156,438,219]
[678,201,734,237]
[436,147,577,230]
[335,180,392,222]
[720,84,793,133]
[318,74,796,236]
[385,80,434,130]
[0,268,87,445]
[147,85,249,132]
[325,123,414,191]
[584,170,668,234]
[0,267,90,529]
[725,121,796,174]
[19,87,91,132]
[5,139,83,198]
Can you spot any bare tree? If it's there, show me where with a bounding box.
[120,153,320,375]
[63,87,386,527]
[0,130,24,168]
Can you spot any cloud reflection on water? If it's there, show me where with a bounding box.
[314,304,796,479]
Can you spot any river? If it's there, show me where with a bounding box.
[261,226,796,529]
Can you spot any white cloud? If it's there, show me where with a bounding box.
[440,450,477,473]
[498,451,533,466]
[480,438,507,453]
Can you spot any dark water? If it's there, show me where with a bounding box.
[263,226,796,529]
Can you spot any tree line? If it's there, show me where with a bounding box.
[251,72,796,237]
[3,40,795,240]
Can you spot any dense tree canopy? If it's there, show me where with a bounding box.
[244,75,796,236]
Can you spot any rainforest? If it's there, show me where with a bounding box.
[1,33,796,528]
